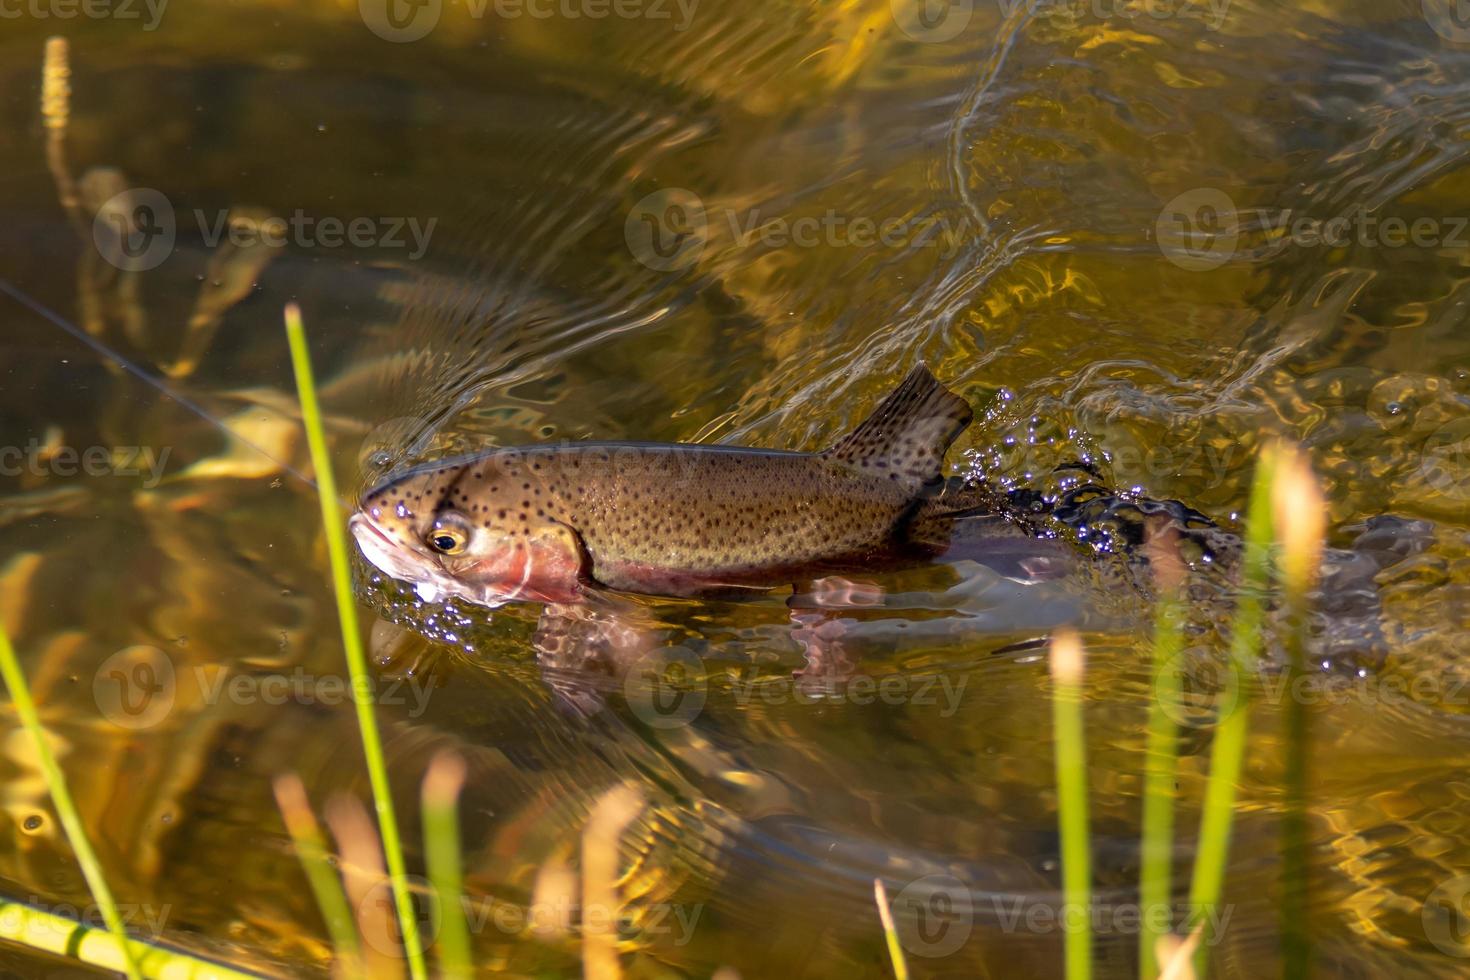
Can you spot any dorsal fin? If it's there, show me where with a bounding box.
[822,364,973,490]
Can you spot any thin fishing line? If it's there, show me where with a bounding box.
[0,278,323,492]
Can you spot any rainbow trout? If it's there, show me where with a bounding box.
[350,366,1059,607]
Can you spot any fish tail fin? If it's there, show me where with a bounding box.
[823,364,973,491]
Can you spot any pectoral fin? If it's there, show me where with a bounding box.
[823,364,973,491]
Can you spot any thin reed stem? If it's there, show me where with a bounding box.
[1139,587,1185,978]
[1187,447,1278,975]
[0,625,142,980]
[274,774,364,976]
[423,752,473,980]
[284,303,429,980]
[873,879,910,980]
[0,897,259,979]
[1051,629,1092,980]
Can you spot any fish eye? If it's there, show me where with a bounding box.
[426,515,471,555]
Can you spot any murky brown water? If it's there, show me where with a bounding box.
[1,0,1470,976]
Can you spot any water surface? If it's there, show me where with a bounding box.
[1,1,1469,976]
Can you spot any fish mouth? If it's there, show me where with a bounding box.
[349,513,509,607]
[349,513,431,583]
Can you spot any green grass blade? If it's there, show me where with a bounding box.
[1139,588,1184,978]
[0,897,263,979]
[1274,446,1324,980]
[274,774,364,975]
[283,303,429,980]
[1279,598,1309,979]
[423,752,473,980]
[1051,630,1092,980]
[0,625,142,980]
[872,878,910,980]
[1187,447,1278,975]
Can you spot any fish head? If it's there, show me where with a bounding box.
[349,452,586,606]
